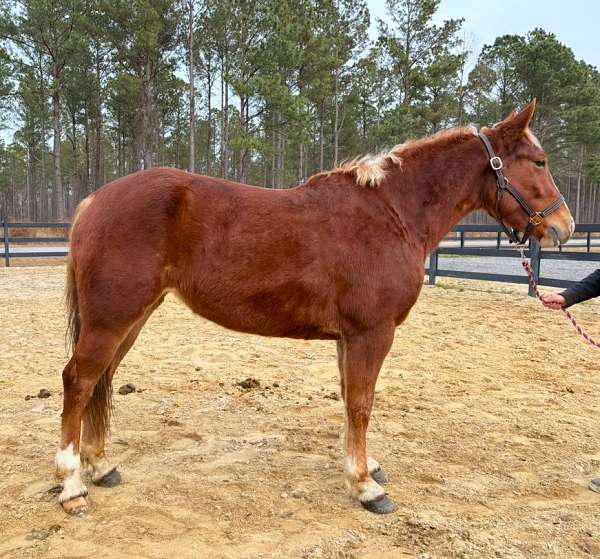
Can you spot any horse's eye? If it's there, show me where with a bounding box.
[534,160,546,168]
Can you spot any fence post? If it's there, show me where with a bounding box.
[3,222,9,268]
[587,231,591,253]
[460,231,465,248]
[429,249,438,285]
[528,239,541,297]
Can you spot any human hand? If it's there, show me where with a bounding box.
[541,293,566,310]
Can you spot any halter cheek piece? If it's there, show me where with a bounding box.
[478,132,565,246]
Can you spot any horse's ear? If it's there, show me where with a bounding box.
[496,99,536,150]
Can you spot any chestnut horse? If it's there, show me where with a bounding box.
[56,100,573,515]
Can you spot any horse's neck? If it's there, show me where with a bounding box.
[387,139,487,254]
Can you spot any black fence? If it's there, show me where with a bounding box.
[3,223,600,297]
[2,222,69,267]
[428,224,600,295]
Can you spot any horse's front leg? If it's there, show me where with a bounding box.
[336,340,388,486]
[341,324,396,514]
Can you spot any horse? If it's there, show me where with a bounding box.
[55,99,574,515]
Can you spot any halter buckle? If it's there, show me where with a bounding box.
[490,156,503,170]
[529,212,544,226]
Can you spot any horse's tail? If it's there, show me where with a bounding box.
[65,200,113,439]
[65,256,80,352]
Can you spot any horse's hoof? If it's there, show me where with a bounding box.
[590,478,600,493]
[93,468,122,488]
[361,495,397,514]
[61,496,88,516]
[371,467,388,485]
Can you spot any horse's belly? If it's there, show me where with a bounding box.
[173,282,339,340]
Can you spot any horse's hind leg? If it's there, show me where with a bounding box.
[336,340,387,484]
[81,301,162,487]
[56,328,122,515]
[341,325,396,514]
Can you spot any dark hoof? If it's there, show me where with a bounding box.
[93,468,122,488]
[361,495,397,514]
[371,468,388,485]
[590,478,600,493]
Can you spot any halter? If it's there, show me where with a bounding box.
[478,132,565,246]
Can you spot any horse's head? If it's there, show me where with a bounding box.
[481,100,574,247]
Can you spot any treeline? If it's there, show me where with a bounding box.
[0,0,599,223]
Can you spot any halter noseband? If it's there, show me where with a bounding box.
[478,132,565,246]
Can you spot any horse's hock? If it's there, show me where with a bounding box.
[1,264,599,558]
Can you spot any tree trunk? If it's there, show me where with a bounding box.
[176,100,181,168]
[142,57,155,169]
[239,96,249,183]
[223,56,229,179]
[333,68,339,167]
[93,44,103,190]
[575,145,585,223]
[84,108,91,193]
[117,109,124,177]
[220,55,227,178]
[52,75,64,221]
[299,142,304,183]
[319,100,325,171]
[279,132,285,188]
[206,57,212,175]
[40,137,48,222]
[271,115,276,188]
[188,0,196,172]
[27,146,35,220]
[70,112,81,210]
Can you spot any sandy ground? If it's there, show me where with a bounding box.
[1,266,599,559]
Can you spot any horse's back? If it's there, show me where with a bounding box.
[69,168,343,338]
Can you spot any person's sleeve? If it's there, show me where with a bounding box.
[560,268,600,307]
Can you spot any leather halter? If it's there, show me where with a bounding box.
[478,132,565,245]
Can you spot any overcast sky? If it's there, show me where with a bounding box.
[367,0,599,69]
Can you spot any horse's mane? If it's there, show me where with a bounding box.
[304,125,478,188]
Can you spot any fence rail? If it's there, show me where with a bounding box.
[428,224,600,295]
[3,223,600,297]
[2,222,69,267]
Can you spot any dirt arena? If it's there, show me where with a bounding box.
[1,265,599,558]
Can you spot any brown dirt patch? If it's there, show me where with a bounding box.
[1,266,599,558]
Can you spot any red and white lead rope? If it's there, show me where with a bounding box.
[519,247,600,349]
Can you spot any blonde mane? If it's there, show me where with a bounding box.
[307,126,478,188]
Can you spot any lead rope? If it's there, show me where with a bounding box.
[518,247,600,349]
